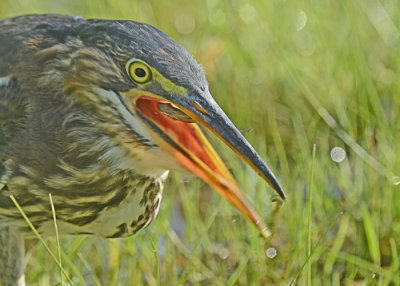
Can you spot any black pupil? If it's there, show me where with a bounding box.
[135,67,147,78]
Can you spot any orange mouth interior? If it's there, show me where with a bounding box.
[135,95,219,174]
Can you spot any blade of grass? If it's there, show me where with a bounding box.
[55,242,87,285]
[49,193,63,284]
[390,237,399,271]
[77,252,103,286]
[323,214,350,275]
[388,238,399,284]
[167,229,214,281]
[337,252,400,283]
[289,212,342,286]
[361,204,381,265]
[109,239,121,286]
[227,255,250,286]
[307,144,316,286]
[67,235,87,255]
[365,273,377,285]
[150,238,160,286]
[10,195,75,285]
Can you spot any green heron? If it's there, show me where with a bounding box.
[0,14,285,285]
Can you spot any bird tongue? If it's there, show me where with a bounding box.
[134,95,270,237]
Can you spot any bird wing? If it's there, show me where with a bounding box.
[0,14,80,189]
[0,16,33,189]
[0,76,27,189]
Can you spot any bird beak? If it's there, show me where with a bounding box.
[129,92,285,238]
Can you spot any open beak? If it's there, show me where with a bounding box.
[126,91,285,238]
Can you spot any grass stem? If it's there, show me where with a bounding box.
[49,193,63,284]
[10,195,74,285]
[307,144,316,286]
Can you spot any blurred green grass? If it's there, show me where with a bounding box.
[1,0,400,285]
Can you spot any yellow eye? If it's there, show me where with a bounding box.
[128,60,152,84]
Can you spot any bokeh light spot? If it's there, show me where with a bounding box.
[175,15,195,35]
[330,147,346,163]
[295,9,307,31]
[390,176,400,185]
[239,3,257,23]
[266,247,277,258]
[209,10,226,26]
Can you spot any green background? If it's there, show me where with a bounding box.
[1,0,399,284]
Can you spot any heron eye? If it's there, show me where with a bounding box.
[128,61,152,84]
